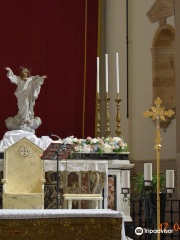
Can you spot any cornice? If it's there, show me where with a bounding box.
[147,0,174,23]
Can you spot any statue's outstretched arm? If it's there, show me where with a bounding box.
[41,75,48,79]
[4,67,11,71]
[5,67,18,84]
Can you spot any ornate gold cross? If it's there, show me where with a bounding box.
[142,97,175,240]
[142,97,175,149]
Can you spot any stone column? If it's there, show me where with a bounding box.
[175,0,180,197]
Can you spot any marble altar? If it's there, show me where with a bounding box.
[0,133,134,230]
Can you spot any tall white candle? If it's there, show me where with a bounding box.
[116,53,119,94]
[122,170,130,193]
[97,57,99,93]
[166,170,174,193]
[144,163,152,186]
[105,54,108,93]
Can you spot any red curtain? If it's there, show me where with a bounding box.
[0,0,98,139]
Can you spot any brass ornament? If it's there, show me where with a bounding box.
[95,92,102,138]
[142,97,175,149]
[142,97,175,240]
[115,93,122,137]
[104,92,111,137]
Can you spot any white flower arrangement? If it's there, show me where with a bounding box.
[63,136,128,154]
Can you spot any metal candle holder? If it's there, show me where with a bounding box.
[95,93,101,137]
[144,180,152,187]
[104,92,111,137]
[115,93,122,137]
[121,188,130,202]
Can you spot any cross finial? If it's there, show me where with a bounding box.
[142,97,175,149]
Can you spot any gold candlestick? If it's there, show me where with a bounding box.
[104,92,111,137]
[95,93,101,138]
[142,97,175,240]
[115,93,122,137]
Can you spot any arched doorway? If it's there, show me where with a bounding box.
[151,24,175,130]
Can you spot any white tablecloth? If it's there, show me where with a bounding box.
[44,160,108,172]
[0,159,108,172]
[0,130,52,151]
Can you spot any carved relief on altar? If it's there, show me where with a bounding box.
[44,170,106,209]
[45,172,64,209]
[67,172,80,209]
[108,176,116,210]
[89,171,99,194]
[147,0,174,23]
[94,172,106,194]
[151,24,175,131]
[81,172,88,209]
[89,171,106,209]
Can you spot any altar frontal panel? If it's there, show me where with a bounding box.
[0,217,122,240]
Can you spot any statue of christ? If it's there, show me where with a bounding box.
[4,66,47,133]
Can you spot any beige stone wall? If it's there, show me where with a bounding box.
[100,0,176,170]
[152,25,175,109]
[100,0,128,143]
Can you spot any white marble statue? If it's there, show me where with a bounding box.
[4,67,47,133]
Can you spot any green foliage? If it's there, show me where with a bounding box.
[114,146,128,153]
[97,148,103,156]
[131,173,167,196]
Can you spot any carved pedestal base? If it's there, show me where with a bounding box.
[5,116,42,133]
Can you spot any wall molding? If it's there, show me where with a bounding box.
[147,0,174,23]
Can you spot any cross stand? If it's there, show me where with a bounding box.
[40,136,75,209]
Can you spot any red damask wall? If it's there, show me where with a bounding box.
[0,0,98,139]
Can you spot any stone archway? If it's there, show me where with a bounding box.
[151,24,175,131]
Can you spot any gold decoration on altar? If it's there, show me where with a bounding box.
[142,97,175,240]
[0,217,122,240]
[95,92,101,137]
[115,93,122,137]
[104,92,111,137]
